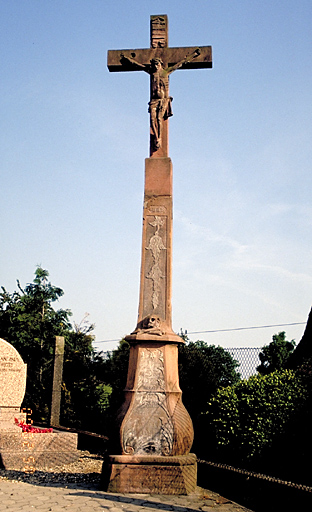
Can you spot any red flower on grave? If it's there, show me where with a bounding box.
[14,418,53,433]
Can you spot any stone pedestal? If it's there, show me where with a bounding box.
[103,340,196,494]
[104,453,197,495]
[102,107,197,495]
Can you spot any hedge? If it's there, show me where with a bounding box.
[199,369,309,468]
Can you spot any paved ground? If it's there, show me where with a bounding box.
[0,451,255,511]
[0,480,254,512]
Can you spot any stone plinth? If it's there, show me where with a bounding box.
[0,430,78,471]
[103,453,197,495]
[103,340,196,494]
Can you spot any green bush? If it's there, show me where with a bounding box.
[199,369,308,466]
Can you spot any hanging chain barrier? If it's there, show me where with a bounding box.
[197,458,312,493]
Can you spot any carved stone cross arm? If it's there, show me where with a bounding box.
[107,46,212,72]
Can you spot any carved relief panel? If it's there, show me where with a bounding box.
[143,215,167,320]
[122,347,174,456]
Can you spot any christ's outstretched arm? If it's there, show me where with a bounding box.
[167,48,201,74]
[120,53,149,72]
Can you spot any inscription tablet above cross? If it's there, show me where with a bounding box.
[107,15,212,157]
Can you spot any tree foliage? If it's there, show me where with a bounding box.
[60,317,112,432]
[257,331,296,375]
[197,330,312,483]
[0,267,72,421]
[100,339,130,410]
[0,267,110,431]
[178,340,241,421]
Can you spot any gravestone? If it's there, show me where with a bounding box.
[0,338,27,431]
[0,338,78,471]
[103,15,212,494]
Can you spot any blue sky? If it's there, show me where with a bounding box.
[1,1,311,352]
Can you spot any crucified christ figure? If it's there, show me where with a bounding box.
[120,48,201,151]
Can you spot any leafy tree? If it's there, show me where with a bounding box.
[0,267,72,421]
[0,267,111,432]
[100,340,130,412]
[257,331,296,375]
[61,316,112,432]
[178,340,241,422]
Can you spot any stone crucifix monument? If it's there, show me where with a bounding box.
[103,15,212,494]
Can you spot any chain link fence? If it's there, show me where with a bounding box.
[225,347,261,379]
[100,346,262,380]
[100,343,311,381]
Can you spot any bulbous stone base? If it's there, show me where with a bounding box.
[102,453,197,495]
[117,342,194,457]
[105,340,196,494]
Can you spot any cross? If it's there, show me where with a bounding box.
[107,15,212,335]
[107,15,212,157]
[104,16,213,492]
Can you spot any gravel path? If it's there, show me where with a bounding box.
[0,450,103,486]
